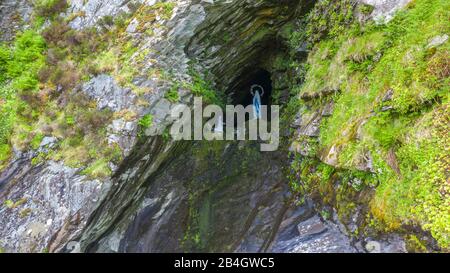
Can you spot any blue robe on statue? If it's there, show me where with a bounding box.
[253,91,262,119]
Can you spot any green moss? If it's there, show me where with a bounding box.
[0,30,46,170]
[165,83,180,102]
[0,143,11,167]
[406,234,428,253]
[80,159,112,179]
[187,68,224,106]
[3,198,27,209]
[65,115,75,126]
[152,2,176,20]
[30,133,44,150]
[0,30,46,93]
[304,0,355,45]
[359,4,375,15]
[0,45,10,83]
[137,113,153,138]
[3,200,14,209]
[138,114,153,129]
[19,208,32,218]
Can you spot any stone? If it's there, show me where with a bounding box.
[297,111,322,137]
[321,101,335,117]
[39,137,57,149]
[427,34,449,49]
[0,160,106,252]
[366,241,381,253]
[126,18,139,33]
[271,212,357,253]
[382,88,394,102]
[82,74,136,112]
[107,119,138,155]
[381,105,394,112]
[365,236,406,253]
[68,0,143,30]
[358,0,412,23]
[297,216,328,238]
[321,145,341,167]
[291,111,303,128]
[0,0,32,41]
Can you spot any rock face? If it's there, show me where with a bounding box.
[0,0,32,41]
[64,0,361,253]
[82,74,137,112]
[78,141,357,253]
[358,0,412,22]
[185,0,306,92]
[68,0,145,30]
[0,0,417,253]
[0,157,106,252]
[272,215,356,253]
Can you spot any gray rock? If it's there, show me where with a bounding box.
[297,111,322,137]
[0,0,32,41]
[382,88,394,102]
[358,0,412,23]
[39,137,57,149]
[108,119,138,155]
[321,102,335,117]
[271,214,357,253]
[427,34,449,49]
[0,161,107,252]
[68,0,144,30]
[381,105,394,112]
[297,215,328,237]
[365,235,406,253]
[126,18,139,33]
[82,74,136,112]
[144,98,173,136]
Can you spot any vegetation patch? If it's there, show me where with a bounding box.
[288,0,450,249]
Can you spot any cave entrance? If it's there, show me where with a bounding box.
[230,68,272,108]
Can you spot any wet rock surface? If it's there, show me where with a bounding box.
[272,214,356,253]
[80,141,357,253]
[0,159,107,252]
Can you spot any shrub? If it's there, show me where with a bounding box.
[0,46,11,83]
[50,61,80,90]
[6,30,46,86]
[305,0,356,45]
[34,0,68,18]
[42,19,71,46]
[0,144,11,164]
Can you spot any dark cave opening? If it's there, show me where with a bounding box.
[230,68,272,107]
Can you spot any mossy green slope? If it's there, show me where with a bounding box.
[288,0,449,249]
